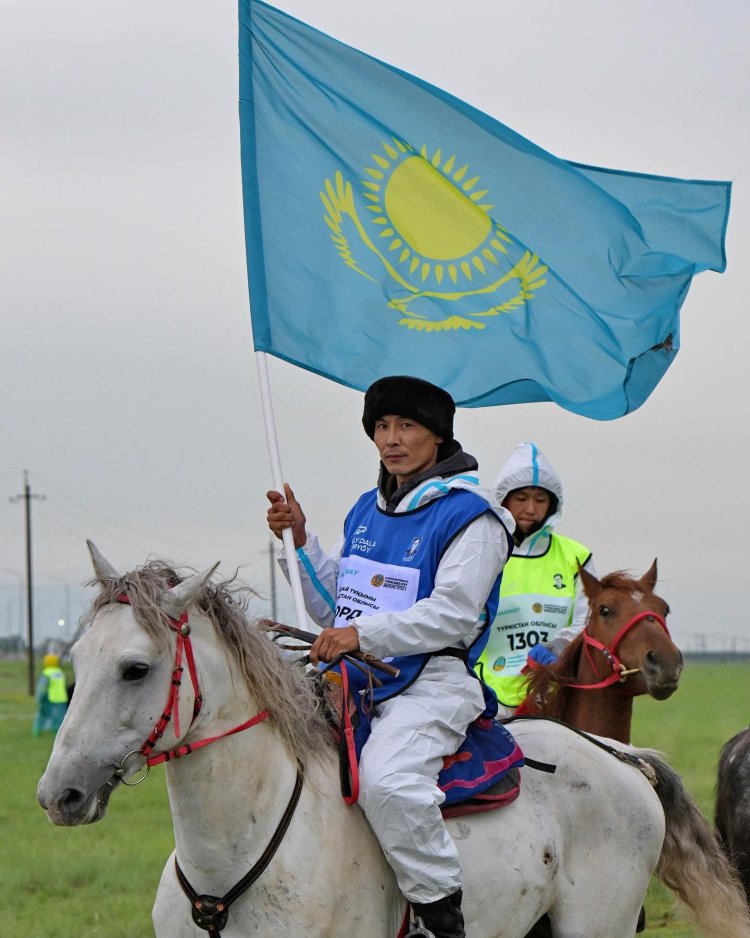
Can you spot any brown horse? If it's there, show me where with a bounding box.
[519,560,683,743]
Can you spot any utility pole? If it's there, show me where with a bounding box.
[10,471,45,695]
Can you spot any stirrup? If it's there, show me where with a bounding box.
[405,918,435,938]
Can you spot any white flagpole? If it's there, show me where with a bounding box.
[255,351,311,632]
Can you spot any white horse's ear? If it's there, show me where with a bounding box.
[87,540,121,582]
[160,562,220,620]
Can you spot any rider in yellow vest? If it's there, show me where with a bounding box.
[32,653,69,736]
[475,442,596,717]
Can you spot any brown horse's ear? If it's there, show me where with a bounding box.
[578,563,601,600]
[640,559,658,593]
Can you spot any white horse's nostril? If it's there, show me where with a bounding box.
[59,787,87,814]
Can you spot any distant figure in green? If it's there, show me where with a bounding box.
[32,653,69,736]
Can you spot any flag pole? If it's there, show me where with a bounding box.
[255,351,311,632]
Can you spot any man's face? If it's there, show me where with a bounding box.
[373,415,442,485]
[503,487,552,535]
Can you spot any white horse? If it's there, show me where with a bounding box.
[38,545,750,938]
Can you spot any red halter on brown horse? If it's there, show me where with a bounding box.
[518,560,683,743]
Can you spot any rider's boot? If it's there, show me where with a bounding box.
[407,889,465,938]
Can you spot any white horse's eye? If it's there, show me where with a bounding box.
[122,663,150,682]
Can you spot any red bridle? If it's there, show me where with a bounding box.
[113,594,269,783]
[569,610,671,691]
[107,595,306,934]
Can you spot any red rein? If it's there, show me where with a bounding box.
[115,594,269,767]
[570,611,670,691]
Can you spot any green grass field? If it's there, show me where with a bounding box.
[3,657,749,937]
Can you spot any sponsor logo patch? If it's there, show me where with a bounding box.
[403,536,422,561]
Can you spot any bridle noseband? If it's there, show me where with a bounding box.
[570,610,670,691]
[109,593,303,937]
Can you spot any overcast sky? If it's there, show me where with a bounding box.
[1,0,748,651]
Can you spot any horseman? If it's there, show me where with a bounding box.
[475,441,596,717]
[266,375,513,938]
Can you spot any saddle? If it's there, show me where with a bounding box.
[320,664,524,817]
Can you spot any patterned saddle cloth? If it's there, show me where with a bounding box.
[321,667,524,817]
[438,716,524,817]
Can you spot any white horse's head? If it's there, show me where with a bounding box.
[38,543,329,829]
[37,542,219,826]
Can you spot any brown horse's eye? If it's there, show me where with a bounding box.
[663,604,671,616]
[599,605,611,617]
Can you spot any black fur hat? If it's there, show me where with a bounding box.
[362,376,455,441]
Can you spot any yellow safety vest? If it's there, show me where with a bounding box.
[476,535,591,707]
[43,666,69,704]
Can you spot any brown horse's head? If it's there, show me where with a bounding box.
[578,560,682,700]
[520,560,683,737]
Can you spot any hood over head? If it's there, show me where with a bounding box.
[495,442,564,523]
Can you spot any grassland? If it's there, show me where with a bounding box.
[2,657,749,936]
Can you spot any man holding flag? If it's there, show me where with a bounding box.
[266,375,513,938]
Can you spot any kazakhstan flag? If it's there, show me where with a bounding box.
[239,0,731,419]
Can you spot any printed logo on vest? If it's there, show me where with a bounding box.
[352,536,376,554]
[354,525,368,536]
[492,656,507,672]
[371,574,385,587]
[403,536,422,561]
[532,602,543,613]
[552,573,567,590]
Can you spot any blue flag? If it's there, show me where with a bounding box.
[239,0,730,419]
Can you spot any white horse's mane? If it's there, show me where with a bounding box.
[83,560,333,763]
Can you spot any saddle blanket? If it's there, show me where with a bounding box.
[326,667,524,815]
[439,716,524,816]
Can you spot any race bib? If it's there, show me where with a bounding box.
[484,593,573,677]
[334,554,420,627]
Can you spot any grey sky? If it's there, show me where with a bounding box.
[1,0,748,651]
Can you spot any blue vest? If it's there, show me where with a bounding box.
[334,487,505,713]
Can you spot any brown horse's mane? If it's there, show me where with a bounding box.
[82,560,332,763]
[521,635,583,718]
[520,569,647,717]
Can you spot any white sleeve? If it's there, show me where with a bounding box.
[353,513,510,660]
[548,555,596,653]
[278,532,343,629]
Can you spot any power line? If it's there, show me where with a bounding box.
[29,471,178,548]
[35,508,152,560]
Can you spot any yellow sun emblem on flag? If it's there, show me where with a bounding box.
[320,138,548,331]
